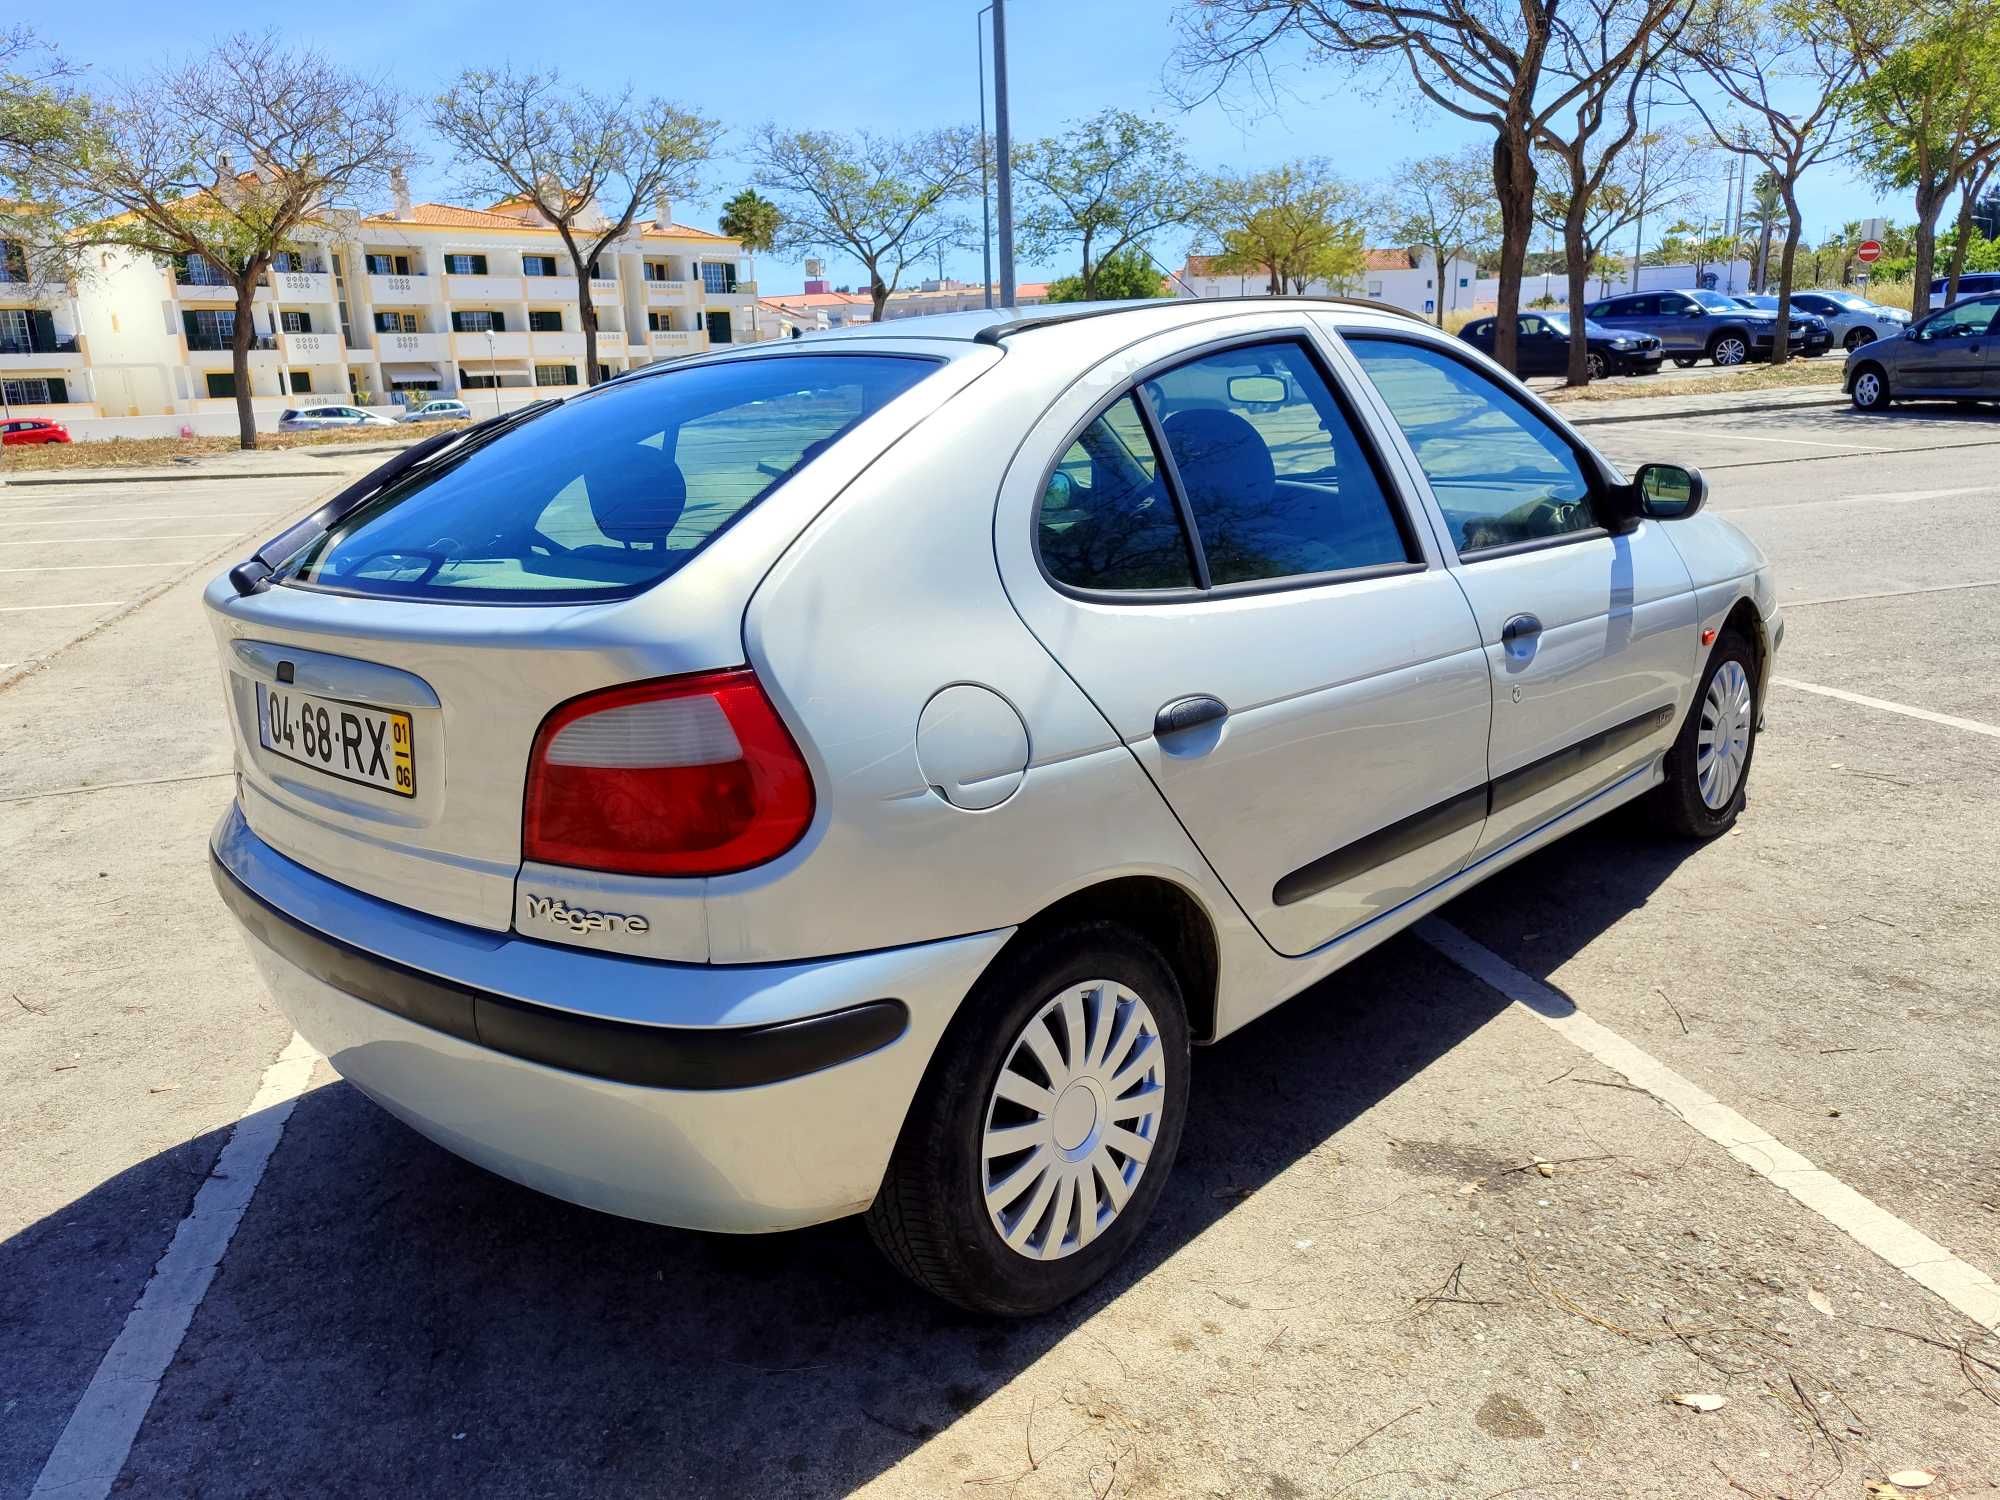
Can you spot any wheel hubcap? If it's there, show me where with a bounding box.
[982,980,1166,1260]
[1855,372,1880,405]
[1695,659,1754,811]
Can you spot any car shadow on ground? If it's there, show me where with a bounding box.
[3,827,1706,1499]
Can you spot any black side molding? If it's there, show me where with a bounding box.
[210,854,908,1090]
[1272,704,1676,907]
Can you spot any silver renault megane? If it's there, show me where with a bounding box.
[207,297,1779,1315]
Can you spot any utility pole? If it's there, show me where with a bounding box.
[1728,158,1748,293]
[978,5,994,308]
[993,0,1016,306]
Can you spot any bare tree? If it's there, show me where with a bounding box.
[432,68,718,384]
[10,34,412,447]
[1674,0,1860,361]
[1535,124,1711,308]
[1389,146,1501,326]
[1941,156,1998,303]
[1014,110,1206,299]
[1174,0,1692,373]
[749,126,978,321]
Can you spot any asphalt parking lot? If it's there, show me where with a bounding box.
[4,398,1998,1499]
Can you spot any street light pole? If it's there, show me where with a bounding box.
[992,0,1016,307]
[978,5,994,309]
[485,327,499,416]
[1629,87,1654,294]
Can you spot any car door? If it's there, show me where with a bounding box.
[997,319,1493,957]
[1651,293,1709,353]
[1894,300,1997,395]
[1516,315,1561,375]
[1338,330,1699,855]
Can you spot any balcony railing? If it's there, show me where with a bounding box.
[0,335,79,355]
[186,334,277,352]
[176,267,235,288]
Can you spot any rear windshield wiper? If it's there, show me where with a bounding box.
[226,399,562,596]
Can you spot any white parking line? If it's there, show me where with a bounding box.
[1785,579,2000,609]
[0,599,128,612]
[0,562,199,573]
[29,1034,318,1500]
[1775,676,2000,739]
[1718,484,1986,515]
[1616,423,1886,452]
[0,533,245,545]
[0,513,278,526]
[1417,920,2000,1332]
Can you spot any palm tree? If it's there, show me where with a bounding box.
[719,188,782,338]
[1745,172,1782,292]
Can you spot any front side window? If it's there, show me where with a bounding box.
[277,354,939,602]
[1919,300,1998,338]
[1347,337,1596,554]
[1144,341,1412,585]
[1039,396,1195,591]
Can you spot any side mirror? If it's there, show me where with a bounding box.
[1634,462,1708,520]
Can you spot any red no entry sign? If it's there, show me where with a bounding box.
[1857,240,1883,264]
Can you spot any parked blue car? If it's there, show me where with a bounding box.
[1729,296,1835,356]
[1583,288,1815,367]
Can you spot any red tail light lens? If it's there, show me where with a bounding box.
[523,669,814,876]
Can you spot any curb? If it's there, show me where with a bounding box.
[1563,391,1847,426]
[2,468,341,487]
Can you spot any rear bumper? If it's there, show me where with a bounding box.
[211,805,1011,1231]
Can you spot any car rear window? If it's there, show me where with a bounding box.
[274,354,938,603]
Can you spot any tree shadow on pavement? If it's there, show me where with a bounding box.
[5,834,1711,1498]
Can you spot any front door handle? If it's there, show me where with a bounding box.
[1155,695,1229,738]
[1501,613,1543,647]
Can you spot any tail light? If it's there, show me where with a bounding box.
[523,669,814,876]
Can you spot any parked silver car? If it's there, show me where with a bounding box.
[277,404,396,432]
[206,300,1780,1314]
[1788,289,1910,349]
[397,398,473,423]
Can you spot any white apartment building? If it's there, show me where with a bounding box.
[73,183,762,424]
[0,231,97,419]
[1176,249,1481,319]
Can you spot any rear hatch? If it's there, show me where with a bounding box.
[207,346,982,951]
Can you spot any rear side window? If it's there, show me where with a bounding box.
[1347,337,1596,554]
[1039,396,1196,591]
[1145,341,1412,585]
[277,355,937,602]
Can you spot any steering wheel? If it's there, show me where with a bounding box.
[348,548,446,584]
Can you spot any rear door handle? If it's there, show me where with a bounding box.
[1501,613,1543,646]
[1155,695,1229,738]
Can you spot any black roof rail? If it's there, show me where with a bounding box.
[972,294,1433,345]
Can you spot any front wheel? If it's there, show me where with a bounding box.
[1844,328,1875,350]
[1585,351,1607,381]
[867,922,1190,1316]
[1850,366,1890,410]
[1711,334,1749,367]
[1650,632,1758,839]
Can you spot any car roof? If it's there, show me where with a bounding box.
[782,295,1428,349]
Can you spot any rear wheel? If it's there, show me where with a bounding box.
[1650,631,1758,839]
[1844,327,1875,350]
[1672,356,1699,369]
[866,922,1190,1316]
[1585,351,1607,381]
[1850,365,1890,410]
[1710,333,1750,366]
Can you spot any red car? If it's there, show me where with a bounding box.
[2,418,70,445]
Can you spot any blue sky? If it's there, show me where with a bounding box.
[41,0,1899,293]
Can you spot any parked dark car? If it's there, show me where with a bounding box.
[1929,272,2000,304]
[1845,290,2000,410]
[1729,296,1835,356]
[1583,288,1810,367]
[1,417,70,445]
[1459,311,1664,379]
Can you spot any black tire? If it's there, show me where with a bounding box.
[1672,356,1699,368]
[1650,630,1758,840]
[1585,351,1607,380]
[1844,327,1875,350]
[1850,363,1890,410]
[866,921,1191,1316]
